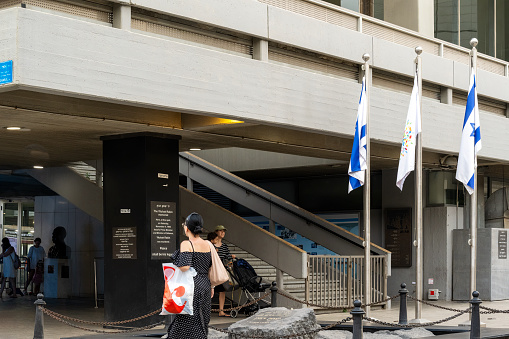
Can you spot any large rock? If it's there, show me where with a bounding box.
[227,307,321,339]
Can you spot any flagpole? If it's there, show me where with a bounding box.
[469,37,478,299]
[414,46,424,322]
[362,53,371,317]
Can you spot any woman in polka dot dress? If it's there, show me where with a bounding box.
[166,212,212,339]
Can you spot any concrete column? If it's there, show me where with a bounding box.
[276,268,284,290]
[253,38,268,62]
[441,87,453,105]
[102,133,181,326]
[113,4,131,30]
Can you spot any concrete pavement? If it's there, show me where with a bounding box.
[2,293,509,338]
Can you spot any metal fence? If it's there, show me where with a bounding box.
[306,255,387,308]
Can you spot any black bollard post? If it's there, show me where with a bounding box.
[34,293,46,339]
[270,281,278,308]
[470,291,481,339]
[351,300,365,339]
[398,283,409,325]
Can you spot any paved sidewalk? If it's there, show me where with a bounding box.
[2,294,509,338]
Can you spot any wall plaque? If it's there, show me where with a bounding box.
[151,201,176,259]
[385,208,412,267]
[499,230,507,259]
[112,227,137,259]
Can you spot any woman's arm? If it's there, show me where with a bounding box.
[0,247,14,258]
[178,241,192,272]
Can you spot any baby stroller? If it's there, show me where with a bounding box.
[229,258,271,317]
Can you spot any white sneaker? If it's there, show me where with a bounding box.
[160,334,168,339]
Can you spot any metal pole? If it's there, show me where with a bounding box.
[362,53,371,317]
[414,46,423,321]
[94,258,98,309]
[470,291,481,339]
[398,283,409,325]
[470,38,478,302]
[33,293,46,339]
[270,281,278,308]
[351,300,365,339]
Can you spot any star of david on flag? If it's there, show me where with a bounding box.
[455,70,481,195]
[396,70,421,191]
[348,77,367,193]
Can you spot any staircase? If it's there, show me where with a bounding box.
[226,242,306,301]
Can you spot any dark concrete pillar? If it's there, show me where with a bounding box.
[101,133,181,326]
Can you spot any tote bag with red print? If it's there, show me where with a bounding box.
[160,263,196,315]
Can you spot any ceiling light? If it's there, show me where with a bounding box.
[33,165,44,169]
[4,126,31,131]
[190,148,201,151]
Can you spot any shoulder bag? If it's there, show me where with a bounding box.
[207,241,229,287]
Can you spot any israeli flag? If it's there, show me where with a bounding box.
[348,77,367,193]
[456,70,482,195]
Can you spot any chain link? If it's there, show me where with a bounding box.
[40,307,166,334]
[276,290,399,310]
[209,316,353,338]
[211,291,271,312]
[363,308,470,328]
[407,295,467,313]
[41,306,160,325]
[479,305,509,314]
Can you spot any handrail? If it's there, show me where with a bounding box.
[179,152,390,256]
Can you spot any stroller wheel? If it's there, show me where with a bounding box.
[231,309,238,318]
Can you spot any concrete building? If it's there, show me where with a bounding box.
[0,0,509,323]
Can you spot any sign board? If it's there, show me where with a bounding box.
[151,201,176,259]
[0,60,13,85]
[112,227,137,259]
[385,208,412,267]
[499,230,507,259]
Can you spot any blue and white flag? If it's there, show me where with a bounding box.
[456,70,482,195]
[348,77,367,193]
[396,70,421,191]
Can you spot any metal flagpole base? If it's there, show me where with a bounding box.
[409,318,431,324]
[458,321,486,327]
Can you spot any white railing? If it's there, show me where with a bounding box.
[306,254,387,308]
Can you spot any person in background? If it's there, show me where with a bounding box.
[212,225,235,317]
[0,237,18,299]
[24,238,46,296]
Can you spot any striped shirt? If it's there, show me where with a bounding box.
[214,242,231,261]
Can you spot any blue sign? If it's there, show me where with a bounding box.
[0,60,13,85]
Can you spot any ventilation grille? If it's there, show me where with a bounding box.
[453,91,507,116]
[363,21,440,56]
[443,46,470,65]
[258,0,357,30]
[23,0,112,23]
[0,0,21,9]
[132,18,252,56]
[268,44,358,81]
[373,69,440,100]
[478,56,506,76]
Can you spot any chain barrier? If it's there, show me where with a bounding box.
[363,308,471,328]
[479,305,509,314]
[211,291,271,312]
[407,295,467,313]
[40,306,166,334]
[276,290,399,310]
[209,316,353,338]
[42,306,161,325]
